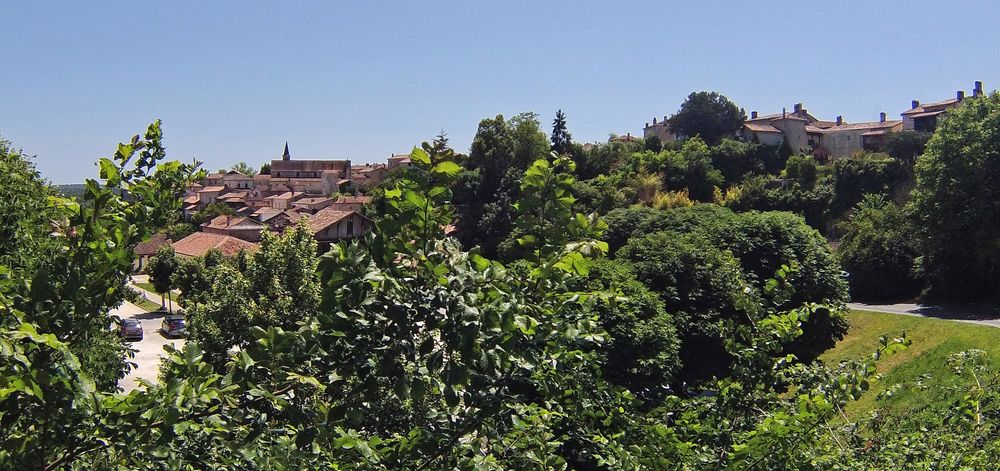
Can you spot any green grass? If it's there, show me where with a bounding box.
[820,310,1000,418]
[132,296,164,312]
[135,282,159,294]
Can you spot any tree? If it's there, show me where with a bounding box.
[231,161,257,176]
[910,93,1000,300]
[783,154,818,187]
[838,194,920,301]
[883,130,931,166]
[190,202,236,227]
[148,245,179,312]
[644,134,663,153]
[667,91,746,144]
[550,109,572,155]
[259,162,271,175]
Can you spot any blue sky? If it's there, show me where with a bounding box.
[3,1,999,183]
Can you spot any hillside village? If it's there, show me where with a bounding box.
[645,81,985,160]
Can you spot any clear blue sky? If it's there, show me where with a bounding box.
[3,1,999,183]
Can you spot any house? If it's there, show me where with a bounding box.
[197,185,228,206]
[742,103,903,159]
[201,215,266,242]
[815,114,903,158]
[643,116,675,143]
[330,195,371,212]
[172,232,258,258]
[350,164,390,189]
[901,81,984,132]
[291,196,335,214]
[266,191,307,210]
[306,208,374,246]
[134,233,172,270]
[388,154,411,169]
[609,133,640,143]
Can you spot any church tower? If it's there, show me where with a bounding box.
[282,142,290,161]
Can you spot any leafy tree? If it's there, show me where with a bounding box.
[783,154,818,187]
[147,245,179,311]
[190,201,236,227]
[910,93,1000,300]
[838,194,920,301]
[165,222,197,240]
[619,231,754,383]
[550,109,572,155]
[883,130,932,166]
[259,162,271,175]
[230,161,257,176]
[709,138,768,184]
[667,91,746,144]
[643,134,663,153]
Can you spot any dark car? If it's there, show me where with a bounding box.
[119,318,143,341]
[161,315,187,338]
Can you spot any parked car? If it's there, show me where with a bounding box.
[119,318,143,341]
[161,315,187,338]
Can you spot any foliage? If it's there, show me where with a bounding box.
[708,137,780,184]
[619,231,754,383]
[643,134,663,153]
[667,91,746,144]
[838,194,920,301]
[147,244,179,309]
[164,222,197,240]
[783,154,818,187]
[651,189,694,209]
[230,161,257,176]
[190,201,236,227]
[882,129,931,166]
[259,162,271,175]
[910,93,1000,300]
[550,109,572,155]
[831,153,910,215]
[728,174,836,230]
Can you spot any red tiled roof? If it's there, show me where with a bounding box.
[823,120,902,132]
[305,209,354,233]
[199,185,227,193]
[907,110,947,119]
[293,197,333,205]
[172,232,257,257]
[206,173,225,179]
[744,122,782,133]
[183,195,199,204]
[203,215,253,230]
[335,195,371,204]
[135,233,172,256]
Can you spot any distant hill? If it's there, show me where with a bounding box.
[56,183,87,198]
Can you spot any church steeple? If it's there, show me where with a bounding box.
[282,142,290,161]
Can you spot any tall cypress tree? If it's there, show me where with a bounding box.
[551,109,572,155]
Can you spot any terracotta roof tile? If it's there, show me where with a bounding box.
[744,122,782,133]
[135,233,172,256]
[172,232,258,257]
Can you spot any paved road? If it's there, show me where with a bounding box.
[848,302,1000,328]
[111,300,185,391]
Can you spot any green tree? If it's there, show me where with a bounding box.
[190,201,236,227]
[838,194,920,301]
[148,245,179,311]
[667,91,746,144]
[230,161,257,176]
[550,109,573,155]
[883,129,932,166]
[783,154,818,187]
[910,93,1000,300]
[259,162,271,175]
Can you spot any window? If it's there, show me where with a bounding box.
[346,218,354,237]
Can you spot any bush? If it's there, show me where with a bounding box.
[831,154,910,215]
[838,194,920,301]
[619,232,755,384]
[570,259,681,401]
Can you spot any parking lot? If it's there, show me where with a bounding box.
[112,300,185,391]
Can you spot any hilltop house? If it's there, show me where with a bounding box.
[902,81,984,132]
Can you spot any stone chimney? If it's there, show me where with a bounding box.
[782,107,787,119]
[653,117,657,125]
[880,112,886,123]
[794,103,802,114]
[836,116,843,126]
[958,90,965,101]
[911,100,920,109]
[975,81,984,96]
[751,111,758,119]
[645,122,649,128]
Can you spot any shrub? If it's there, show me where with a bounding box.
[838,194,920,301]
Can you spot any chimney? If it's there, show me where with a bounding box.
[975,81,984,96]
[751,111,758,119]
[911,100,920,109]
[663,115,668,123]
[645,122,649,128]
[653,117,657,125]
[836,116,843,126]
[794,103,802,114]
[782,107,787,118]
[957,90,965,101]
[880,112,886,123]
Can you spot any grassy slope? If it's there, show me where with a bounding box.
[820,310,1000,418]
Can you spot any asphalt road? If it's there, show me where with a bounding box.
[848,302,1000,328]
[111,300,185,391]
